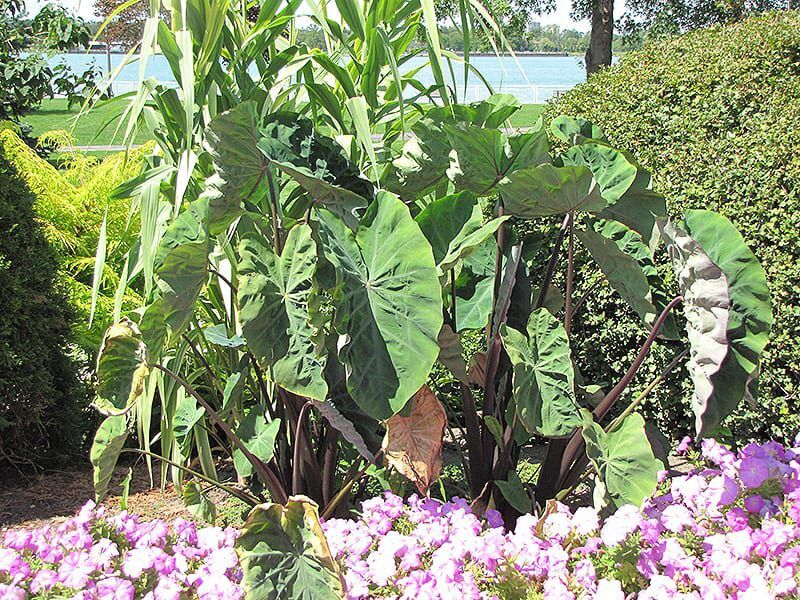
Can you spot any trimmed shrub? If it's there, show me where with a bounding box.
[547,11,800,443]
[0,154,87,469]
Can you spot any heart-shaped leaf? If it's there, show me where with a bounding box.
[661,210,772,436]
[445,124,549,195]
[315,192,443,419]
[382,385,446,494]
[205,101,267,232]
[90,415,129,502]
[184,481,216,524]
[577,218,679,339]
[95,319,149,416]
[550,115,607,145]
[501,308,582,437]
[233,410,281,480]
[565,142,645,204]
[236,496,343,600]
[415,191,509,274]
[155,198,210,337]
[582,411,663,508]
[239,224,327,400]
[497,163,606,218]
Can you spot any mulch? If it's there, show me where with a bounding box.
[0,459,189,532]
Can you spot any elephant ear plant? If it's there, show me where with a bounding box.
[89,99,772,597]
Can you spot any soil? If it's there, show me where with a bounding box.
[0,458,194,532]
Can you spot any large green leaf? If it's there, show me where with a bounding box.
[256,112,373,220]
[565,142,645,204]
[415,191,509,274]
[582,411,663,508]
[500,308,582,437]
[661,210,772,436]
[205,101,267,233]
[270,162,368,230]
[497,163,605,218]
[383,97,530,200]
[173,395,204,456]
[95,319,149,416]
[236,497,343,600]
[550,115,607,145]
[597,189,666,252]
[315,192,443,420]
[577,219,678,339]
[382,118,451,200]
[90,415,129,502]
[184,481,216,524]
[495,471,532,514]
[155,199,210,337]
[239,224,327,400]
[455,273,494,332]
[233,410,281,480]
[445,124,549,195]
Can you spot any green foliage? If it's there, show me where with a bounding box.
[500,308,582,437]
[582,411,663,508]
[548,11,800,442]
[0,1,101,120]
[0,129,148,353]
[236,498,344,599]
[0,151,87,470]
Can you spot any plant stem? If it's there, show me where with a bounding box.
[321,449,383,520]
[554,296,684,494]
[564,211,575,336]
[150,363,288,504]
[266,168,282,254]
[120,448,259,506]
[593,295,684,421]
[606,348,689,433]
[534,214,571,309]
[292,401,314,494]
[570,278,602,320]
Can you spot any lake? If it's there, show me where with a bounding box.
[53,53,587,103]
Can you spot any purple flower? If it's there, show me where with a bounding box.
[96,576,136,600]
[739,455,773,488]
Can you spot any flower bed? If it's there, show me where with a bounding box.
[2,436,799,599]
[324,437,800,599]
[0,505,242,599]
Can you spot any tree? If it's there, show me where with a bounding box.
[619,0,794,37]
[576,0,613,76]
[0,0,98,121]
[435,0,556,48]
[95,0,169,50]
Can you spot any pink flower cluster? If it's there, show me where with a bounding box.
[323,436,800,599]
[0,502,242,600]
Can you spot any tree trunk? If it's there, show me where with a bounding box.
[585,0,614,78]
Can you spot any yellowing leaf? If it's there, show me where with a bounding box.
[382,386,446,495]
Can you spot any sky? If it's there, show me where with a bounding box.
[24,0,626,32]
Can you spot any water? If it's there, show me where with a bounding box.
[52,52,586,103]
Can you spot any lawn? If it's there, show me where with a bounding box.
[22,98,151,147]
[25,98,546,147]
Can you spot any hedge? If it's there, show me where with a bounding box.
[546,11,800,443]
[0,153,86,468]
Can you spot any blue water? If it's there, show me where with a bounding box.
[52,53,586,102]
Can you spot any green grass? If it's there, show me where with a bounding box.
[25,99,546,147]
[23,98,150,147]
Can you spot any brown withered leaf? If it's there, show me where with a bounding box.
[382,385,446,495]
[468,351,487,387]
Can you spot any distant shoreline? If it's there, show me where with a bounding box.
[81,48,574,57]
